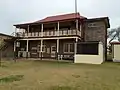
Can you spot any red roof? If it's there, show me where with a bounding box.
[35,13,86,23]
[14,13,86,26]
[110,42,120,45]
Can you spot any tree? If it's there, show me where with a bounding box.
[108,27,120,44]
[107,27,120,54]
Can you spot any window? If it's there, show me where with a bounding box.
[64,43,69,52]
[88,23,98,28]
[77,43,99,55]
[64,43,74,53]
[70,43,74,52]
[51,46,56,52]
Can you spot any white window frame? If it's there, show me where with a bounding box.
[64,43,74,53]
[51,46,56,52]
[51,45,56,53]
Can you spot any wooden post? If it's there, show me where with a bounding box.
[41,24,43,37]
[40,40,43,60]
[57,22,59,60]
[57,39,59,60]
[14,41,16,53]
[40,23,43,60]
[76,19,79,35]
[57,22,59,36]
[27,25,29,37]
[79,23,82,36]
[74,38,78,55]
[26,40,29,58]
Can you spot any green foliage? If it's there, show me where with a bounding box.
[0,75,24,83]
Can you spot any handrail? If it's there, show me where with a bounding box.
[15,29,81,38]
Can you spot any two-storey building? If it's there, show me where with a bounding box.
[13,13,110,60]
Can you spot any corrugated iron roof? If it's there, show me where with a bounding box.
[14,13,86,26]
[35,13,86,23]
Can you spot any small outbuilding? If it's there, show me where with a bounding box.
[111,42,120,62]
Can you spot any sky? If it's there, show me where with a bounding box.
[0,0,120,35]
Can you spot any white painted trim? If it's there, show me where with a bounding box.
[51,45,56,53]
[74,38,78,55]
[58,22,59,36]
[40,40,43,52]
[51,44,56,58]
[76,19,78,30]
[26,40,29,52]
[28,25,29,32]
[41,24,43,37]
[17,36,80,41]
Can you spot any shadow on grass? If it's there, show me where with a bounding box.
[0,75,24,83]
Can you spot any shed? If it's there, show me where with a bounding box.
[111,42,120,62]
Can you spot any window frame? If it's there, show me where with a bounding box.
[77,43,99,55]
[64,43,74,53]
[88,23,98,28]
[51,45,56,53]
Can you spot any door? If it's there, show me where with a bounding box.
[51,45,56,58]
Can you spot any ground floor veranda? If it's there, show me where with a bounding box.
[13,37,104,64]
[14,38,79,60]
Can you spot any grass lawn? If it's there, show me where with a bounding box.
[0,60,120,90]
